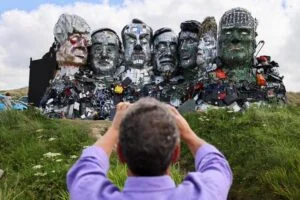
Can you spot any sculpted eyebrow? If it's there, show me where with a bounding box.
[139,33,149,39]
[126,33,137,39]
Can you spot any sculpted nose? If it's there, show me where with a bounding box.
[231,31,240,44]
[77,38,86,47]
[165,46,172,55]
[232,38,240,44]
[134,44,143,51]
[101,47,107,56]
[181,40,188,50]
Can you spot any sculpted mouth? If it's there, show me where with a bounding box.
[76,55,84,58]
[229,47,243,51]
[160,60,174,65]
[159,57,175,65]
[74,49,87,59]
[181,55,191,60]
[98,58,113,65]
[132,53,145,66]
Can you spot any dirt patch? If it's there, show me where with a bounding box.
[65,119,111,139]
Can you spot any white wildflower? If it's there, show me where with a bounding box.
[70,155,78,159]
[32,165,43,170]
[34,172,47,176]
[48,137,56,142]
[52,170,56,173]
[36,129,44,133]
[43,152,61,158]
[56,159,63,162]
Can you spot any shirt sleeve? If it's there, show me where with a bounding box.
[67,146,120,200]
[182,143,233,200]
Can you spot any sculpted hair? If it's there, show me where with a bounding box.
[121,18,153,48]
[179,20,202,38]
[153,27,173,42]
[119,97,179,176]
[91,28,122,52]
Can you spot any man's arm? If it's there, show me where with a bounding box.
[67,102,131,200]
[94,102,131,156]
[169,106,233,199]
[168,106,206,155]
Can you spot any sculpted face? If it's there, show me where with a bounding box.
[123,22,152,68]
[219,27,255,66]
[218,8,257,67]
[56,33,90,66]
[90,30,120,75]
[179,31,199,69]
[154,31,178,76]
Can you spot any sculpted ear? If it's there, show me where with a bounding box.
[117,143,126,164]
[171,144,180,164]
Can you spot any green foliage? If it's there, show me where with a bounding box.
[0,109,93,200]
[183,105,300,200]
[1,106,300,199]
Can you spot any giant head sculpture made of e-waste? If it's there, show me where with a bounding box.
[90,28,122,76]
[54,13,91,76]
[121,19,153,69]
[198,16,217,66]
[153,28,178,79]
[218,8,257,73]
[178,20,201,70]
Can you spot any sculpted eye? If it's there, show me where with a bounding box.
[129,38,136,44]
[241,31,248,35]
[225,31,231,35]
[69,36,79,44]
[157,43,166,50]
[141,38,148,45]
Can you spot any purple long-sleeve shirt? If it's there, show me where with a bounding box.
[67,143,232,200]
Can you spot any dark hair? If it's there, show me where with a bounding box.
[153,27,173,43]
[119,97,179,176]
[121,19,153,48]
[179,20,202,38]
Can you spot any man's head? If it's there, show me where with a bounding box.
[118,97,179,176]
[153,28,178,77]
[178,20,201,69]
[54,13,91,67]
[90,28,122,75]
[218,7,257,67]
[121,19,153,69]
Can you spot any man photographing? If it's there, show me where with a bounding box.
[67,98,232,199]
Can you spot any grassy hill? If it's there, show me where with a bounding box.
[1,106,300,199]
[0,87,28,99]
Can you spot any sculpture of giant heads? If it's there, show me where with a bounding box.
[54,14,91,67]
[90,28,122,75]
[121,19,153,69]
[218,8,257,67]
[153,28,178,77]
[178,20,201,69]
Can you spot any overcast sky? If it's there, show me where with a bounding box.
[0,0,299,91]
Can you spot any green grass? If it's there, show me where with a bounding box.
[183,105,300,200]
[1,106,300,199]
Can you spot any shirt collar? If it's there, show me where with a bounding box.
[123,175,176,192]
